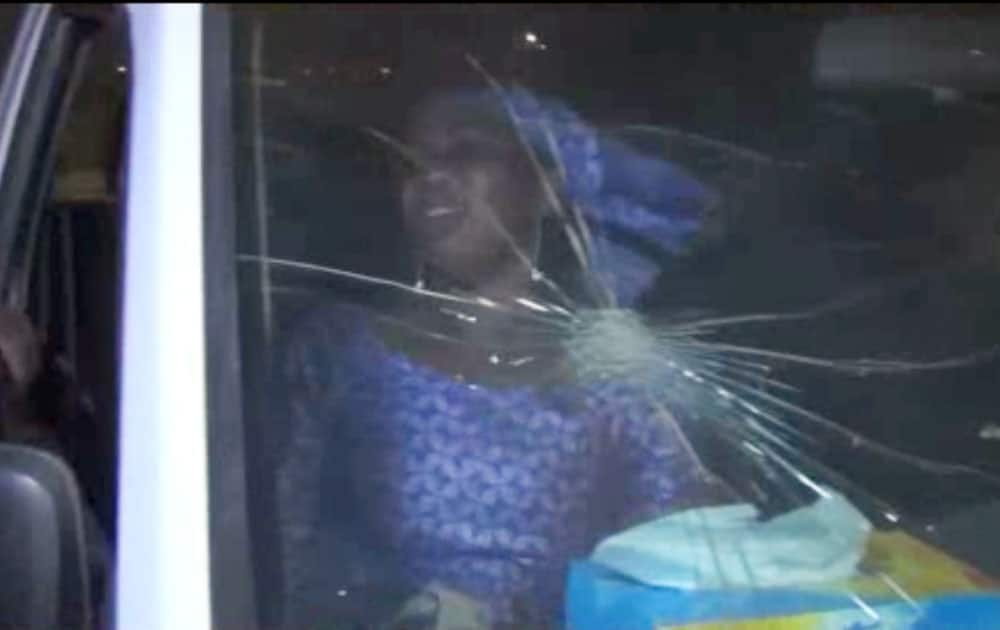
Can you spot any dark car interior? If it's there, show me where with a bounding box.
[0,5,125,630]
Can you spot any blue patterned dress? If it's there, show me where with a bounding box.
[277,303,698,627]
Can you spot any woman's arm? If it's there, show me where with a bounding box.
[275,307,354,624]
[612,392,736,527]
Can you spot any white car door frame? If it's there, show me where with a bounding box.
[116,5,211,630]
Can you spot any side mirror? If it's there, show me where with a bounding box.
[0,444,91,630]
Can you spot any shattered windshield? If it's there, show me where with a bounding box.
[226,5,1000,629]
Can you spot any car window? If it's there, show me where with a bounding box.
[219,6,1000,629]
[51,15,127,204]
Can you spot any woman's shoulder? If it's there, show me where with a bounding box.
[566,376,652,411]
[560,376,681,444]
[284,300,373,345]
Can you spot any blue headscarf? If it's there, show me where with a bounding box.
[424,86,716,306]
[501,87,716,306]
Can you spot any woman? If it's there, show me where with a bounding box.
[276,87,720,628]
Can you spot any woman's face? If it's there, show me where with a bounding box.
[401,96,544,288]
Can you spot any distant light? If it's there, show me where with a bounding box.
[931,86,960,104]
[523,31,547,51]
[116,65,127,74]
[302,67,312,77]
[379,66,392,76]
[969,48,986,57]
[979,422,1000,440]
